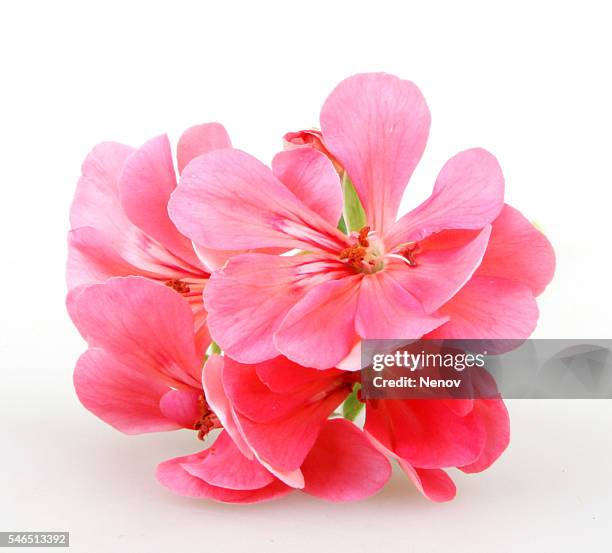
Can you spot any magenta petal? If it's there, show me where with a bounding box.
[71,276,202,388]
[321,73,430,233]
[181,431,275,490]
[355,271,447,339]
[275,276,362,369]
[386,148,504,247]
[169,148,347,253]
[476,204,555,296]
[156,451,292,503]
[302,419,391,502]
[272,148,343,227]
[74,349,179,434]
[390,225,492,313]
[427,276,539,339]
[119,134,201,267]
[177,122,232,174]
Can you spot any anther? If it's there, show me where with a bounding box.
[165,279,191,294]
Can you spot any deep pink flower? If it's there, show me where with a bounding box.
[203,353,508,502]
[67,123,233,353]
[70,276,391,503]
[168,73,555,369]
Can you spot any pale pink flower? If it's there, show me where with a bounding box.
[71,276,390,503]
[168,73,555,369]
[67,123,232,353]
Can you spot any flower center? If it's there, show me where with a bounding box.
[193,395,221,440]
[165,279,191,294]
[339,226,385,273]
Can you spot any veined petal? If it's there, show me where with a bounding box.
[180,431,275,491]
[365,398,485,468]
[74,349,180,434]
[71,276,202,388]
[177,122,232,174]
[302,419,391,502]
[275,276,362,370]
[204,253,343,364]
[169,148,348,253]
[459,398,510,473]
[156,451,292,503]
[321,73,430,234]
[388,225,492,313]
[386,148,504,247]
[426,276,539,340]
[67,227,153,289]
[119,134,202,268]
[476,204,555,296]
[355,271,447,339]
[366,433,456,502]
[271,148,342,227]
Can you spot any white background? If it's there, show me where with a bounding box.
[1,1,611,551]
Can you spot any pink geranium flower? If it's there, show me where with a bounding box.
[203,353,508,502]
[67,123,233,352]
[70,276,391,503]
[168,73,555,369]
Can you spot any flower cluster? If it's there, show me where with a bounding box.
[67,73,555,503]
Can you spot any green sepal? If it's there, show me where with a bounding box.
[342,172,367,232]
[342,383,364,421]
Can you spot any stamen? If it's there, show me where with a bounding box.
[193,395,221,440]
[165,279,191,294]
[398,242,421,267]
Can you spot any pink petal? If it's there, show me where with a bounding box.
[70,142,135,236]
[386,148,505,247]
[365,399,485,468]
[67,227,149,289]
[459,398,510,473]
[74,349,179,434]
[388,225,492,313]
[156,451,292,503]
[476,204,555,296]
[119,134,202,267]
[271,148,342,227]
[159,389,201,429]
[202,355,253,459]
[222,356,346,423]
[426,276,539,339]
[177,122,232,174]
[255,356,345,393]
[204,253,333,364]
[355,271,447,339]
[398,463,457,502]
[282,129,344,173]
[367,433,456,502]
[180,431,275,490]
[275,276,362,369]
[70,276,202,388]
[168,148,348,253]
[320,73,430,233]
[301,419,391,502]
[234,389,346,472]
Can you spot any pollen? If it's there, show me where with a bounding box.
[193,395,220,440]
[165,279,191,294]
